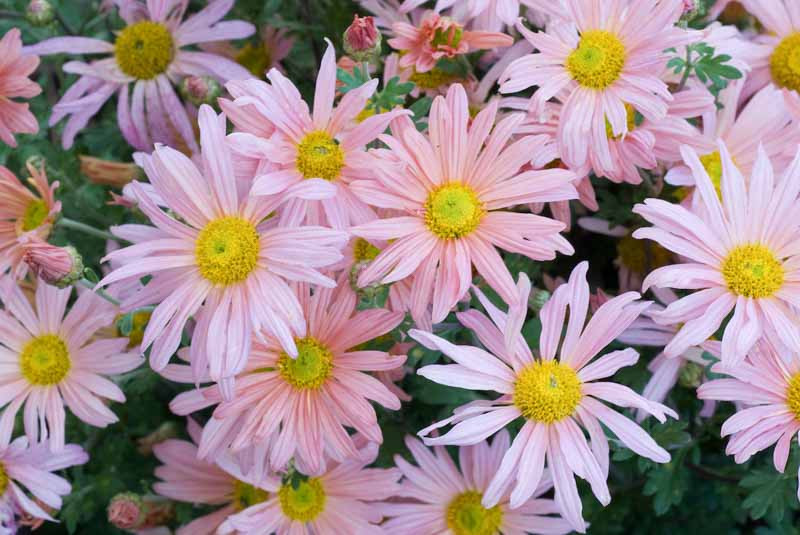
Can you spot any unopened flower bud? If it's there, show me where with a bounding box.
[679,0,701,23]
[343,15,381,62]
[679,361,705,389]
[108,493,174,531]
[528,288,550,312]
[80,155,142,187]
[26,0,54,26]
[180,75,222,107]
[137,421,179,455]
[22,240,84,289]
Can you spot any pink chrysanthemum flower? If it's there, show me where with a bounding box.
[634,143,800,366]
[201,25,295,77]
[499,0,696,170]
[0,277,143,450]
[153,419,280,535]
[401,0,527,27]
[24,0,254,151]
[222,41,408,229]
[351,84,577,324]
[0,29,40,147]
[381,432,572,534]
[97,106,348,396]
[698,340,800,500]
[0,162,60,279]
[414,262,674,532]
[218,442,401,535]
[0,437,87,524]
[389,11,513,73]
[167,282,405,475]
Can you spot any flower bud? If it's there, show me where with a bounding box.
[137,421,179,455]
[108,493,174,531]
[679,361,705,389]
[26,0,54,26]
[22,240,84,289]
[343,15,381,62]
[79,155,142,187]
[528,288,550,312]
[180,75,222,107]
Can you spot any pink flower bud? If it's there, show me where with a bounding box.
[108,493,144,531]
[180,75,222,106]
[22,239,83,289]
[344,15,381,61]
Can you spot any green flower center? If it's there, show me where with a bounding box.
[114,21,175,80]
[446,490,503,535]
[233,480,270,511]
[278,337,334,390]
[278,478,326,522]
[20,334,71,386]
[424,183,484,240]
[514,360,581,423]
[566,30,627,90]
[21,199,48,232]
[352,238,381,262]
[195,217,260,286]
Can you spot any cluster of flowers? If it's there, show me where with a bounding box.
[2,0,800,532]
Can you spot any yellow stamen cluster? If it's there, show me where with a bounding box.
[0,465,7,496]
[721,244,784,299]
[296,131,345,181]
[278,337,334,390]
[770,33,800,93]
[605,103,636,140]
[20,334,71,386]
[352,238,381,262]
[566,30,627,90]
[195,217,260,286]
[409,67,462,90]
[21,199,48,232]
[786,372,800,420]
[116,310,152,348]
[616,234,673,274]
[233,480,270,511]
[278,478,326,522]
[699,151,724,198]
[235,43,272,77]
[424,183,485,240]
[514,360,582,423]
[114,21,174,80]
[446,490,503,535]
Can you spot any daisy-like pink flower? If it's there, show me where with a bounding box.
[401,0,527,27]
[381,432,572,534]
[389,11,513,73]
[0,162,60,279]
[167,282,405,475]
[153,419,280,535]
[0,277,143,450]
[634,143,800,366]
[499,0,697,170]
[24,0,254,151]
[222,41,408,229]
[413,262,673,532]
[351,84,577,324]
[698,340,800,500]
[0,29,40,147]
[97,105,348,396]
[218,442,400,535]
[0,437,87,524]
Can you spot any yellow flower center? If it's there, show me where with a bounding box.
[233,480,270,511]
[566,30,626,90]
[699,151,725,199]
[0,465,7,496]
[424,183,485,240]
[617,234,672,274]
[296,131,345,181]
[278,337,334,390]
[446,490,503,535]
[721,244,784,298]
[20,334,71,386]
[605,103,636,140]
[236,42,272,77]
[409,67,462,90]
[21,199,48,232]
[514,360,581,423]
[786,372,800,420]
[116,310,152,348]
[114,21,175,80]
[352,238,381,262]
[770,32,800,93]
[278,478,326,522]
[195,217,260,286]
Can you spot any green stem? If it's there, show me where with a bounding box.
[54,9,76,35]
[58,217,119,242]
[676,46,694,92]
[78,278,120,306]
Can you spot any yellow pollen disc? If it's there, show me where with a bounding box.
[0,465,7,496]
[352,238,381,262]
[114,21,175,80]
[116,310,152,348]
[233,480,270,511]
[278,478,326,522]
[20,334,71,386]
[235,43,272,77]
[278,337,334,390]
[296,131,345,181]
[699,151,725,199]
[409,67,462,90]
[786,373,800,420]
[770,33,800,93]
[424,183,485,240]
[617,234,672,274]
[195,217,259,286]
[566,30,626,90]
[605,103,636,140]
[446,490,503,535]
[722,244,784,299]
[514,360,581,423]
[21,199,48,232]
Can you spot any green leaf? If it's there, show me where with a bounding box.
[741,468,796,521]
[643,452,690,515]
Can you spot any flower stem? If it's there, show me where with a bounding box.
[676,46,694,92]
[58,217,119,242]
[78,278,120,306]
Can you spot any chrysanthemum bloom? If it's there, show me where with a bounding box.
[0,28,40,147]
[167,282,405,475]
[201,24,295,77]
[414,262,673,532]
[499,0,696,170]
[634,143,800,365]
[698,340,800,500]
[222,41,408,229]
[153,419,280,535]
[665,82,799,196]
[0,437,87,524]
[401,0,526,27]
[351,84,577,324]
[389,11,513,73]
[218,442,400,535]
[97,106,348,396]
[0,277,143,450]
[24,0,254,151]
[381,432,572,534]
[0,162,60,279]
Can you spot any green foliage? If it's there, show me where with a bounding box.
[668,42,743,98]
